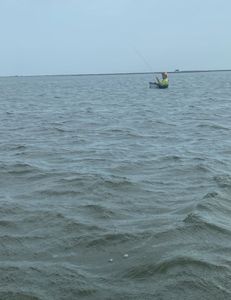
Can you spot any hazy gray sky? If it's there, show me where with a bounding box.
[0,0,230,76]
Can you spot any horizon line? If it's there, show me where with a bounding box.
[1,69,231,78]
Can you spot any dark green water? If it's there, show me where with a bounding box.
[0,72,231,299]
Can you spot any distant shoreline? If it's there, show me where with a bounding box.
[65,69,231,76]
[2,69,231,78]
[72,69,231,76]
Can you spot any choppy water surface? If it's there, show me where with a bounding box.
[1,72,231,299]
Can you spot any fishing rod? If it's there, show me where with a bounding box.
[131,45,153,73]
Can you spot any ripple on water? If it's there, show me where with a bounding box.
[1,72,231,299]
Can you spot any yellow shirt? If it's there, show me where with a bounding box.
[160,78,168,87]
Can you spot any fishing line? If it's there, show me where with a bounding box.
[130,43,153,72]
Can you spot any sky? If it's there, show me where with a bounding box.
[0,0,230,76]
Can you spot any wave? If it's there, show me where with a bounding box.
[0,220,17,229]
[155,278,231,299]
[183,213,231,234]
[81,230,152,249]
[0,262,97,299]
[0,162,42,176]
[214,174,231,188]
[51,126,74,133]
[0,291,42,300]
[183,189,231,234]
[123,256,228,280]
[197,122,230,131]
[1,144,27,151]
[56,173,136,192]
[82,204,117,219]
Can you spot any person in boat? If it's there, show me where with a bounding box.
[154,72,169,88]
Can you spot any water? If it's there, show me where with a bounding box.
[1,71,231,299]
